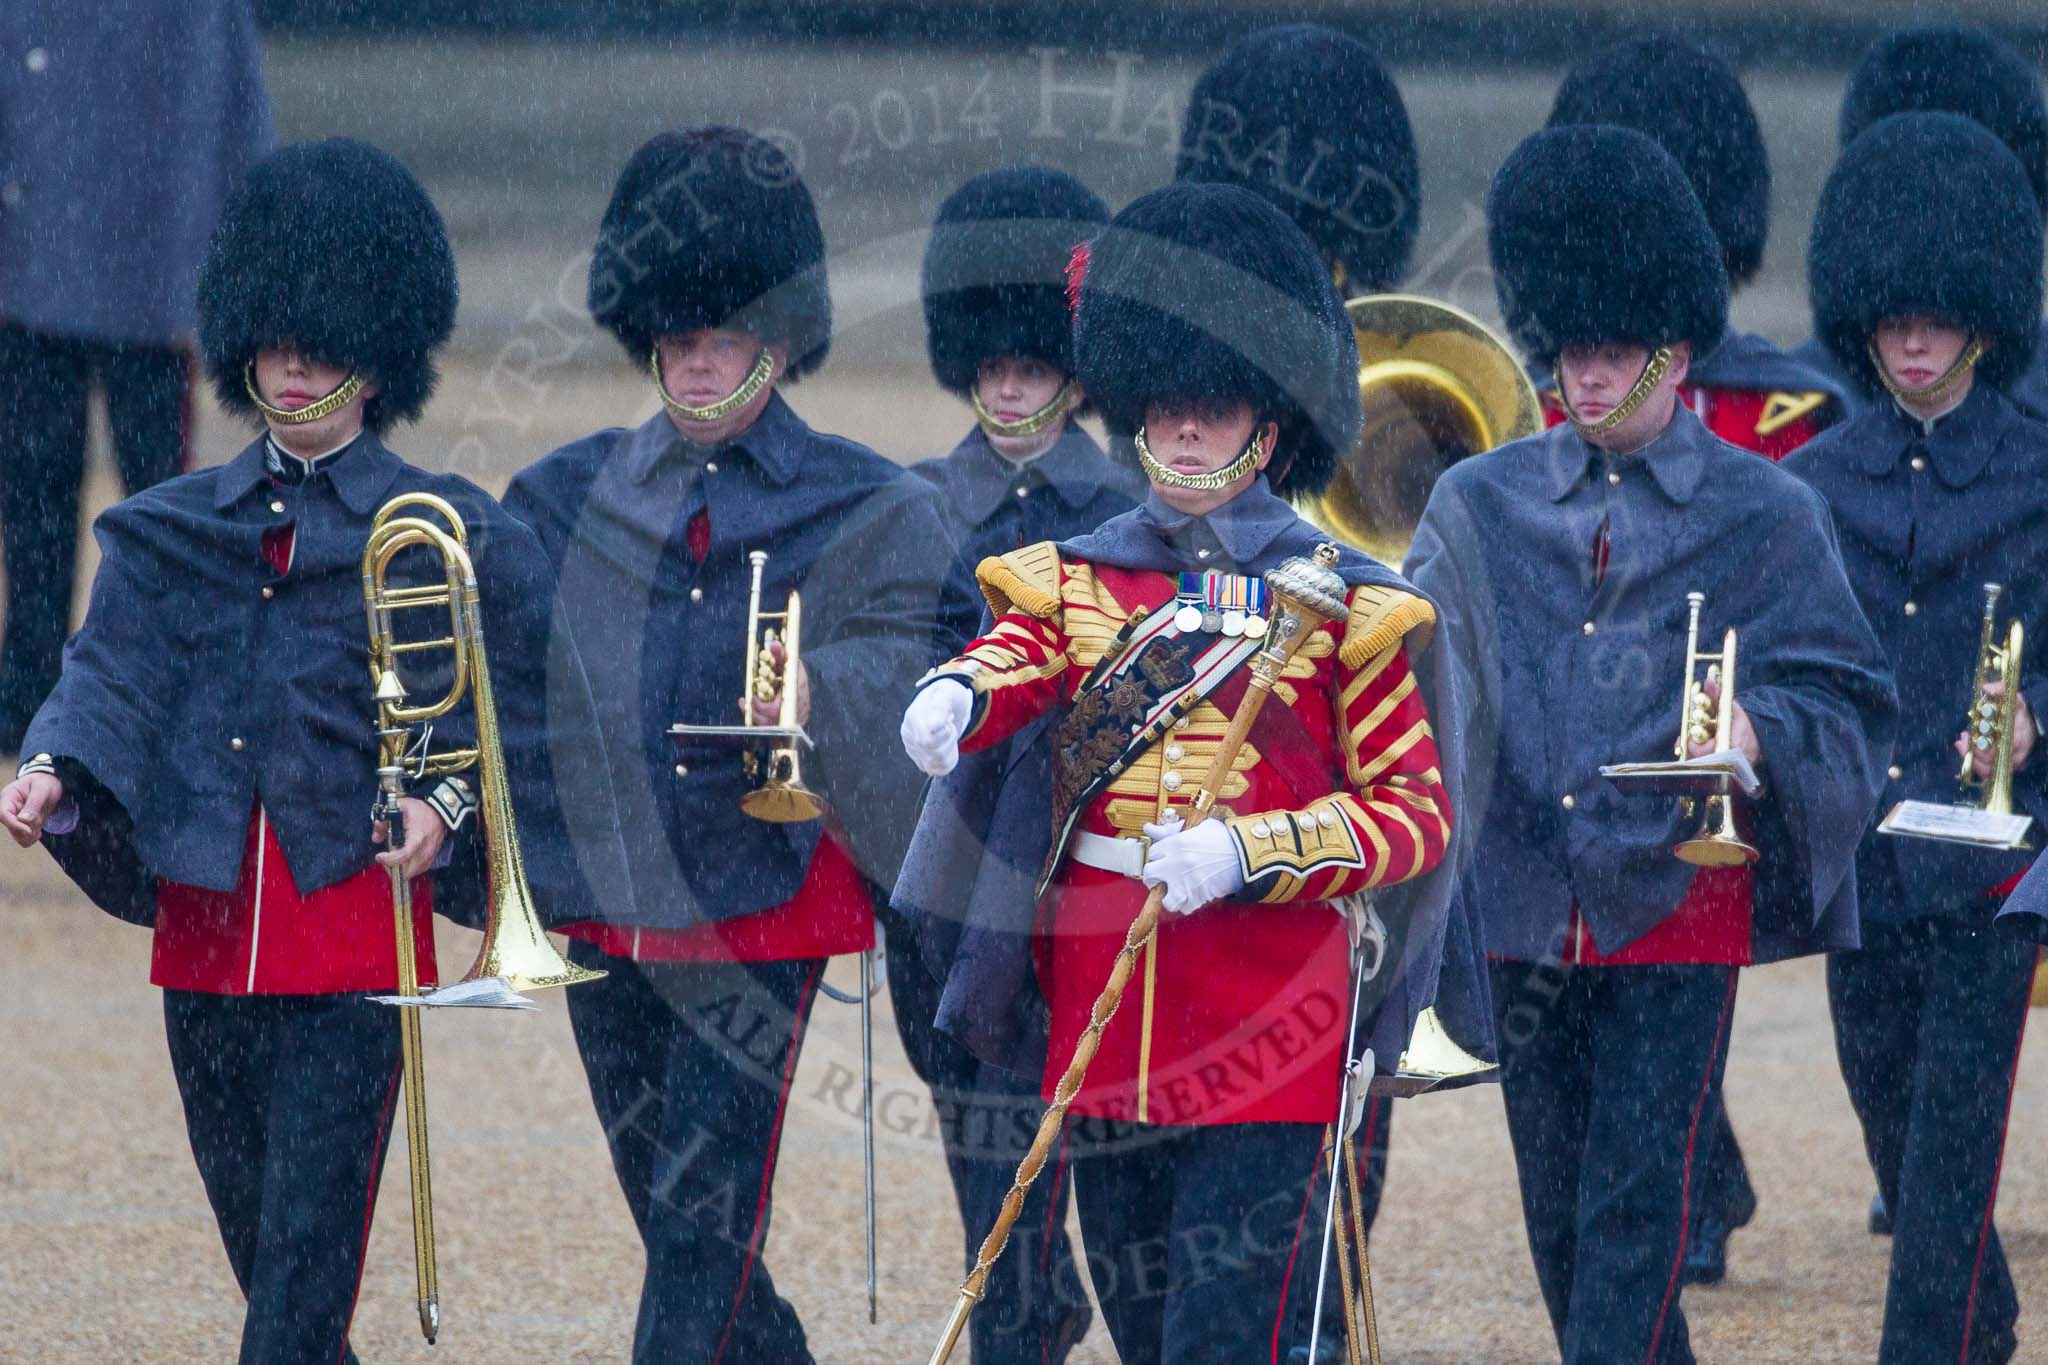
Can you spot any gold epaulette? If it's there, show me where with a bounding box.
[976,541,1064,619]
[1339,585,1437,668]
[1756,390,1829,437]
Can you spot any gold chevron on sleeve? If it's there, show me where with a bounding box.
[976,541,1064,619]
[1339,586,1437,667]
[1755,390,1828,437]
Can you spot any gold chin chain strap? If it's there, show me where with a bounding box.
[652,344,778,424]
[972,381,1078,439]
[244,364,368,425]
[1870,335,1986,407]
[1134,426,1266,491]
[1556,345,1673,437]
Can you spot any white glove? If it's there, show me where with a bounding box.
[900,679,974,777]
[1141,814,1246,915]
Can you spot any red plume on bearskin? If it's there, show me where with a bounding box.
[1065,239,1090,319]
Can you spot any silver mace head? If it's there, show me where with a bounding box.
[1261,543,1352,654]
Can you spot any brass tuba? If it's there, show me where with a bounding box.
[362,492,604,1341]
[1298,293,1543,565]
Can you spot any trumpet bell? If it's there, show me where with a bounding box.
[1675,829,1760,868]
[1300,294,1543,565]
[741,783,826,824]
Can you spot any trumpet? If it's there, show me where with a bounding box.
[667,551,824,823]
[1959,582,2025,816]
[1880,583,2034,850]
[1673,591,1759,868]
[739,550,825,823]
[362,492,604,1342]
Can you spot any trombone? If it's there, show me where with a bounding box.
[362,492,604,1342]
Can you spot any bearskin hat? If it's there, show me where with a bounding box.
[1073,181,1359,498]
[1810,111,2043,395]
[1487,125,1729,371]
[1547,32,1771,288]
[1842,24,2048,211]
[196,138,457,434]
[1174,23,1419,294]
[588,126,830,379]
[920,165,1109,397]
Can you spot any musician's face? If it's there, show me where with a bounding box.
[1557,340,1692,453]
[655,328,787,443]
[1141,396,1277,516]
[975,354,1072,462]
[251,344,378,457]
[1873,315,1976,414]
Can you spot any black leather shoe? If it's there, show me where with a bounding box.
[1869,1190,1893,1237]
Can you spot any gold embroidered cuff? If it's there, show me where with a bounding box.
[1226,795,1367,899]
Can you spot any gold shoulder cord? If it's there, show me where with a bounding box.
[1554,346,1672,437]
[244,365,368,425]
[1133,427,1266,490]
[652,344,778,423]
[973,382,1079,439]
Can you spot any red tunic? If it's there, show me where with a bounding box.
[940,548,1449,1124]
[561,834,873,963]
[150,516,436,995]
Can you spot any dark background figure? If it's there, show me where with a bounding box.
[0,1,273,752]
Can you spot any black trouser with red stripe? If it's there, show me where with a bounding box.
[565,942,822,1365]
[163,990,401,1365]
[1068,1116,1333,1364]
[0,324,190,748]
[1828,915,2032,1365]
[1491,960,1737,1365]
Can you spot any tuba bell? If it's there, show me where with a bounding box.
[1298,293,1543,565]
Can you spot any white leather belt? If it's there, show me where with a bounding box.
[1070,831,1151,879]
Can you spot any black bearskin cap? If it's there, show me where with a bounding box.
[1175,23,1419,294]
[1487,125,1729,371]
[1810,112,2043,395]
[1548,32,1771,288]
[920,165,1109,397]
[1073,181,1359,498]
[589,126,830,379]
[1842,24,2048,211]
[196,138,457,434]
